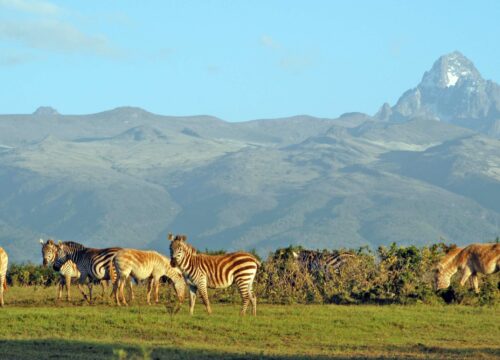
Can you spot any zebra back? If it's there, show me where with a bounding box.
[55,241,122,282]
[294,249,355,273]
[0,247,8,291]
[169,235,259,289]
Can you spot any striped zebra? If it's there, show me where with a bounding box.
[0,246,8,307]
[53,240,132,303]
[113,249,186,306]
[40,239,111,301]
[168,233,260,316]
[292,249,355,274]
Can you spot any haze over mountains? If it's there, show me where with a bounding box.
[1,52,499,263]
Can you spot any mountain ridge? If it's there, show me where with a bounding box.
[0,52,499,263]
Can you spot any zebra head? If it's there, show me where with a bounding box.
[433,265,451,290]
[168,233,191,269]
[40,239,58,267]
[53,241,71,270]
[433,246,462,291]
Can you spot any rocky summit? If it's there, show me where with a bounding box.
[376,51,500,137]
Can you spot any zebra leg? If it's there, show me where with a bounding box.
[154,278,160,304]
[188,285,197,315]
[0,274,4,307]
[198,281,212,315]
[471,274,480,294]
[87,282,94,304]
[236,280,251,316]
[57,276,64,301]
[100,280,107,299]
[146,278,153,305]
[65,274,72,301]
[128,278,135,302]
[113,278,121,306]
[119,277,128,306]
[77,274,90,303]
[251,293,257,316]
[173,280,186,304]
[248,283,257,316]
[459,267,472,288]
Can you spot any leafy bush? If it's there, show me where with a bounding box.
[7,263,58,287]
[6,242,499,306]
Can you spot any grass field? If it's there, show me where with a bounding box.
[0,286,498,359]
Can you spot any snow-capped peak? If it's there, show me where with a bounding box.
[420,51,480,89]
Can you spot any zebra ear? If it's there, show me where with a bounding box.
[48,239,54,245]
[39,238,44,245]
[58,240,62,245]
[168,233,174,241]
[180,235,187,242]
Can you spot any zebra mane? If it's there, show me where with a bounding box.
[437,247,464,270]
[61,241,87,251]
[183,241,198,254]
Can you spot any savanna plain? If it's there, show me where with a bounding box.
[0,286,498,360]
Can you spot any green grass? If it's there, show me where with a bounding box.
[0,286,498,359]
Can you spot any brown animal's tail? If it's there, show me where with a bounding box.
[108,260,117,284]
[3,280,7,292]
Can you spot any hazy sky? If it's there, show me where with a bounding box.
[1,0,499,121]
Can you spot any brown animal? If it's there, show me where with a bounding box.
[0,246,8,307]
[434,243,500,293]
[113,249,186,306]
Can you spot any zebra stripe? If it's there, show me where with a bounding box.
[53,241,129,303]
[292,249,355,274]
[41,239,109,301]
[56,260,80,301]
[0,247,8,307]
[168,233,260,316]
[113,249,186,306]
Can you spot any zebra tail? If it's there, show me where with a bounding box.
[109,258,117,284]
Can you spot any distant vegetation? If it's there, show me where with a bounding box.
[7,242,499,306]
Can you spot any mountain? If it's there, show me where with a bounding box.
[376,51,500,137]
[1,53,500,263]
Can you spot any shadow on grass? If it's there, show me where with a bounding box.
[0,339,498,360]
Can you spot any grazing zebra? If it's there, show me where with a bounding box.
[292,249,355,274]
[435,243,500,293]
[168,233,260,316]
[53,240,133,303]
[113,249,186,306]
[0,246,8,307]
[40,239,110,301]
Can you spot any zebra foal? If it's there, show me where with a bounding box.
[168,233,260,316]
[53,241,132,303]
[40,239,88,301]
[113,249,186,306]
[0,246,8,307]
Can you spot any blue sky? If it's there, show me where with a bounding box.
[1,0,499,121]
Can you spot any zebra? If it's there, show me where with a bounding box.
[40,239,111,301]
[292,249,355,274]
[53,240,133,303]
[113,248,186,306]
[0,246,8,307]
[168,233,260,316]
